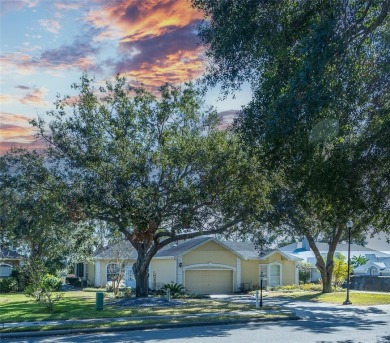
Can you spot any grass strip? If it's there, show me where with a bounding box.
[0,312,294,334]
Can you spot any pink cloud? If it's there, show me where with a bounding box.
[19,87,49,107]
[39,19,61,34]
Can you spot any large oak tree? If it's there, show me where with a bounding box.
[194,0,390,292]
[33,76,272,297]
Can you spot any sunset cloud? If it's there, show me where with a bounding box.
[19,87,49,107]
[54,2,82,11]
[0,0,40,14]
[0,36,100,76]
[115,23,204,87]
[0,112,38,154]
[86,0,202,42]
[218,110,239,130]
[39,19,61,34]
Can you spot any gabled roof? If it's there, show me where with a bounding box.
[280,241,390,258]
[94,237,299,262]
[0,246,24,260]
[354,257,390,272]
[94,241,137,260]
[258,250,302,262]
[155,237,211,258]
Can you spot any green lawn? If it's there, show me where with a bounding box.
[0,291,259,323]
[0,291,294,333]
[266,291,390,306]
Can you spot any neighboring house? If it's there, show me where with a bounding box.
[354,256,390,276]
[279,238,390,282]
[78,237,301,294]
[0,246,24,278]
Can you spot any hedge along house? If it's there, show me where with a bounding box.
[0,246,24,278]
[79,237,301,294]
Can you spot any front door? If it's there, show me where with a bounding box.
[125,266,136,288]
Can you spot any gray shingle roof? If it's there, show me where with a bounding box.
[94,237,276,260]
[0,246,23,259]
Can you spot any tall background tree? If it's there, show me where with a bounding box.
[0,149,98,274]
[33,76,273,297]
[193,0,389,292]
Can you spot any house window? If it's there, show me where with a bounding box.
[76,263,84,278]
[269,263,282,286]
[0,264,12,277]
[107,263,120,282]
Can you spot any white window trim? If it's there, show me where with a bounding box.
[268,262,282,286]
[107,263,120,283]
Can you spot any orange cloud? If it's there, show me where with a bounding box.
[86,0,203,42]
[0,94,17,104]
[122,46,204,88]
[0,112,37,149]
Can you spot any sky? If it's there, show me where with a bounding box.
[0,0,250,154]
[0,0,388,252]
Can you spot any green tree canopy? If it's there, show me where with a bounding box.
[194,0,389,292]
[33,75,273,296]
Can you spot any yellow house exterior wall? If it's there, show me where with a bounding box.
[241,260,262,286]
[281,260,296,285]
[182,241,237,267]
[241,253,297,287]
[90,245,297,288]
[150,259,176,288]
[86,262,95,285]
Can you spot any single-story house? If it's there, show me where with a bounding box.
[0,246,24,278]
[77,237,301,294]
[279,238,390,281]
[354,256,390,276]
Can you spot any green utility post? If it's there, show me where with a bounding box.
[96,291,104,310]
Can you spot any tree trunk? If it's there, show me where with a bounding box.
[133,262,150,297]
[318,262,334,293]
[305,225,344,293]
[132,241,156,297]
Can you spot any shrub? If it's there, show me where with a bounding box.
[0,277,19,293]
[162,283,185,296]
[117,287,132,298]
[25,274,64,311]
[279,284,300,292]
[41,274,62,291]
[298,262,312,284]
[300,283,323,292]
[239,282,258,293]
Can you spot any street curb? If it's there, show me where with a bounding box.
[0,316,300,339]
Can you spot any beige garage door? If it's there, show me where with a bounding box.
[185,270,233,294]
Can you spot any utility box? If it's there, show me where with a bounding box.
[96,291,104,310]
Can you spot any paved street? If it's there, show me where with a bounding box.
[2,295,390,343]
[2,316,389,343]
